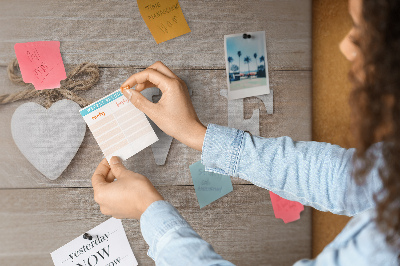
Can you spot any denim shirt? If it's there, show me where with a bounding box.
[140,124,399,265]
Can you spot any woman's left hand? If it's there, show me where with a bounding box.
[91,156,164,219]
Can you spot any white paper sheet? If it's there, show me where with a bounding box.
[51,218,137,266]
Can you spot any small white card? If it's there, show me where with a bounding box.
[80,89,158,162]
[51,218,137,266]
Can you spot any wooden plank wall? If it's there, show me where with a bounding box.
[0,0,312,265]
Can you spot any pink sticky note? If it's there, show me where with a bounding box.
[269,191,304,224]
[14,41,67,90]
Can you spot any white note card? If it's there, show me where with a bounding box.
[80,89,158,162]
[51,218,137,266]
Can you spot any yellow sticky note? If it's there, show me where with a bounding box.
[137,0,191,44]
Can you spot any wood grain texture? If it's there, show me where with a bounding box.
[0,0,311,70]
[0,68,311,188]
[0,185,312,266]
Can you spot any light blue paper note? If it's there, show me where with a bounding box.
[189,160,233,208]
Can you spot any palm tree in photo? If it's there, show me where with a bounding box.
[253,53,258,74]
[228,56,233,74]
[231,64,239,73]
[260,55,266,71]
[258,55,266,77]
[237,51,242,77]
[244,56,251,78]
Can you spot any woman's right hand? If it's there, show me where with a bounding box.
[120,61,206,151]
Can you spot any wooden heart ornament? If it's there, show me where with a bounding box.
[11,100,86,180]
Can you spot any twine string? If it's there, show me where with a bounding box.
[1,58,100,108]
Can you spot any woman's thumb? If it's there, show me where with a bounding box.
[109,156,127,178]
[122,88,154,115]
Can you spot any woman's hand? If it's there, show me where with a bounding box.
[120,61,206,151]
[91,157,164,219]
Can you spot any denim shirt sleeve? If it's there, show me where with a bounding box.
[140,200,235,266]
[201,124,383,216]
[293,209,399,266]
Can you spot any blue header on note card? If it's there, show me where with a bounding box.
[80,91,123,116]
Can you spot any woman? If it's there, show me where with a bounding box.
[91,0,400,264]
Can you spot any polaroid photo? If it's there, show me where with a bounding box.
[224,31,270,100]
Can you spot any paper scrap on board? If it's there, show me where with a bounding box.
[14,41,66,90]
[269,191,304,224]
[137,0,191,44]
[190,161,233,208]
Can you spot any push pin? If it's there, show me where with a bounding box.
[121,84,133,100]
[243,33,252,39]
[83,233,94,240]
[120,85,130,92]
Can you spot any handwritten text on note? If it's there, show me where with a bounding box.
[189,161,233,208]
[269,191,304,224]
[14,41,67,90]
[137,0,191,44]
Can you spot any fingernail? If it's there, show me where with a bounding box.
[125,89,133,100]
[120,85,130,92]
[110,156,121,165]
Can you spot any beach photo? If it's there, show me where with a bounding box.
[224,31,270,100]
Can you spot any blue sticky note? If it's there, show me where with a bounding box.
[189,160,233,208]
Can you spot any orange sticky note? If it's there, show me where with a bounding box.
[137,0,191,44]
[14,41,67,90]
[269,191,304,224]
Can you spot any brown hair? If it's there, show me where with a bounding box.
[350,0,400,252]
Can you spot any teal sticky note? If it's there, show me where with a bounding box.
[189,160,233,208]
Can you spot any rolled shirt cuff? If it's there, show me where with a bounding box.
[201,124,245,176]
